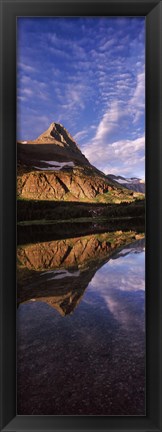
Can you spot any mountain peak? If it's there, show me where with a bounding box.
[18,121,92,168]
[35,122,79,151]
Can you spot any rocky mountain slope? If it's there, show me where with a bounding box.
[17,123,143,203]
[107,174,145,194]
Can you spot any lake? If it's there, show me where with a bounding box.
[17,232,145,415]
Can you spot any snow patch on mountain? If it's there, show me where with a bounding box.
[33,160,75,171]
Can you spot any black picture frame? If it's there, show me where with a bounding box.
[0,0,162,431]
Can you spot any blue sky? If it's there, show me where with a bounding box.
[17,17,145,178]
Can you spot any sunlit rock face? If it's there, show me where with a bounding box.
[17,122,143,202]
[17,169,114,201]
[17,231,144,315]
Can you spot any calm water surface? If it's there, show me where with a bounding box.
[17,236,145,415]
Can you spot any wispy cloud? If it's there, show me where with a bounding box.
[94,101,121,140]
[129,71,145,123]
[18,74,49,102]
[99,38,116,52]
[18,62,36,73]
[74,129,88,142]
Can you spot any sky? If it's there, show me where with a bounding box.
[17,17,145,179]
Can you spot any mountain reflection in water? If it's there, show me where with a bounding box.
[17,232,145,415]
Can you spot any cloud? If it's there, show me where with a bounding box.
[99,38,116,52]
[83,130,145,177]
[58,82,86,112]
[49,46,71,60]
[74,129,88,142]
[22,88,33,97]
[47,31,87,61]
[18,74,49,102]
[129,71,145,123]
[80,63,145,177]
[94,101,121,140]
[18,62,36,73]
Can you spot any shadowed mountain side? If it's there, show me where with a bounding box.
[17,143,90,170]
[17,232,144,314]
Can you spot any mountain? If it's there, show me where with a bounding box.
[18,122,91,168]
[17,122,144,203]
[107,174,145,194]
